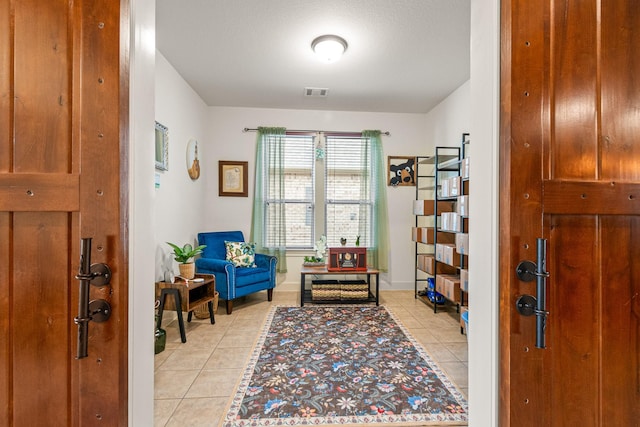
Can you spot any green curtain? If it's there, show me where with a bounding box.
[250,127,288,273]
[363,130,390,272]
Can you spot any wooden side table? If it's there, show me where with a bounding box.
[155,273,216,343]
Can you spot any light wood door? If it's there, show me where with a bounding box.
[0,0,128,425]
[500,1,640,426]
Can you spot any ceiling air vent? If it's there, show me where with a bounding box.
[304,87,329,97]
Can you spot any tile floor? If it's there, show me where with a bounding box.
[154,290,468,426]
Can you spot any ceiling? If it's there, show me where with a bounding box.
[155,0,470,114]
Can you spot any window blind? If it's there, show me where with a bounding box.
[325,136,372,248]
[264,134,315,248]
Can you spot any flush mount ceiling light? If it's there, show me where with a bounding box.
[311,35,348,63]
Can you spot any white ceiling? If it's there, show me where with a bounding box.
[155,0,470,114]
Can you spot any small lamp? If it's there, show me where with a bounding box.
[311,35,348,63]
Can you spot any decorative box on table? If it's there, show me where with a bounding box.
[327,247,367,272]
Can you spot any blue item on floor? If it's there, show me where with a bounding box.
[427,290,445,304]
[461,310,469,335]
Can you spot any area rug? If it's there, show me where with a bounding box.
[220,305,468,426]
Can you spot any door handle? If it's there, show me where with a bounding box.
[515,238,550,349]
[74,237,112,359]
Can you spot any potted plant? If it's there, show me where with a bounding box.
[304,235,327,266]
[167,242,206,279]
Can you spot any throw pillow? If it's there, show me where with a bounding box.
[224,241,256,267]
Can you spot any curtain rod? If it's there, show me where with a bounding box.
[243,127,390,136]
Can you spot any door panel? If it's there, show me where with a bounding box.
[600,216,640,422]
[601,2,640,180]
[501,0,640,426]
[0,0,127,425]
[14,0,71,173]
[13,213,71,422]
[548,215,599,425]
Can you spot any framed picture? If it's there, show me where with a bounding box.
[387,156,416,186]
[219,160,248,197]
[155,121,169,171]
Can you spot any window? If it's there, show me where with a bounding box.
[262,133,373,250]
[264,134,315,249]
[324,135,372,248]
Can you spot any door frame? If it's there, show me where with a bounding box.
[128,0,157,424]
[466,0,501,426]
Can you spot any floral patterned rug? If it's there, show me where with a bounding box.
[221,305,468,426]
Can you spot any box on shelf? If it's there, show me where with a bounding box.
[441,212,462,232]
[417,254,435,274]
[435,274,461,302]
[413,200,455,215]
[457,195,469,217]
[440,179,449,198]
[435,243,459,266]
[448,176,461,197]
[413,200,432,215]
[441,176,461,197]
[327,247,367,271]
[411,227,422,242]
[456,233,469,255]
[412,227,436,244]
[460,268,469,292]
[419,227,435,244]
[461,157,470,179]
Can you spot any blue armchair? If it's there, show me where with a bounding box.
[195,231,277,314]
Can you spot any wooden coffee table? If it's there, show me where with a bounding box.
[300,266,380,307]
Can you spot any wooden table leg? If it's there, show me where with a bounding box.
[207,300,215,324]
[158,288,186,343]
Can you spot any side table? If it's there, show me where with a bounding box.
[155,273,216,343]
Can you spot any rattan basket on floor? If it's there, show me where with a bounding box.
[193,291,219,318]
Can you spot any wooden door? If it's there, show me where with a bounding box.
[500,1,640,426]
[0,0,128,425]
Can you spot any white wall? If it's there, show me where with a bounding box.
[154,52,211,280]
[423,80,471,149]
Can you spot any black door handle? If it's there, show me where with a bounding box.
[515,238,550,349]
[74,237,112,359]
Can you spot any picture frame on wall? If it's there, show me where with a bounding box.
[219,160,248,197]
[155,121,169,171]
[387,156,416,186]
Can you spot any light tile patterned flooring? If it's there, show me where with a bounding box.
[154,290,468,426]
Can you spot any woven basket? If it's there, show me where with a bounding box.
[311,280,341,300]
[193,291,219,318]
[340,281,368,299]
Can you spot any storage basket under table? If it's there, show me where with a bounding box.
[311,280,341,300]
[311,279,368,301]
[339,280,369,299]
